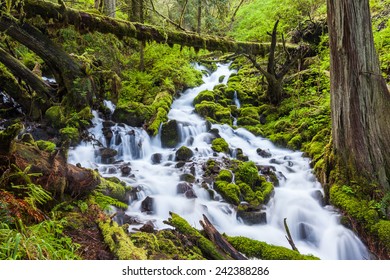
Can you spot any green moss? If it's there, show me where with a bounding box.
[214,181,240,205]
[235,161,259,188]
[175,146,194,161]
[211,138,229,153]
[59,126,79,143]
[372,220,390,253]
[287,135,302,150]
[166,213,224,259]
[226,236,319,260]
[98,177,131,203]
[36,140,56,153]
[147,107,168,136]
[45,106,65,128]
[98,219,147,260]
[193,90,215,105]
[217,170,233,182]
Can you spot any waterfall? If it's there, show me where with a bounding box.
[68,63,369,260]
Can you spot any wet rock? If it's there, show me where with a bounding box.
[269,158,284,165]
[120,164,131,176]
[161,120,180,148]
[236,148,249,161]
[151,153,163,164]
[175,161,186,168]
[257,148,272,158]
[179,173,196,183]
[311,190,325,206]
[139,221,156,233]
[99,148,118,164]
[237,210,267,225]
[209,128,221,139]
[141,196,154,214]
[257,165,276,173]
[107,167,117,174]
[102,127,113,143]
[175,146,194,161]
[103,120,116,128]
[190,165,196,176]
[177,182,197,199]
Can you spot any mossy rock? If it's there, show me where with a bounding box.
[112,103,153,127]
[287,135,302,150]
[235,161,259,188]
[0,123,23,153]
[45,106,65,128]
[216,170,233,183]
[179,173,196,183]
[161,120,180,148]
[60,126,79,144]
[211,138,229,153]
[193,90,215,105]
[175,146,194,161]
[99,177,132,203]
[214,181,240,205]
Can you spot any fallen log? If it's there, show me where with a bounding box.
[200,214,247,260]
[22,0,297,56]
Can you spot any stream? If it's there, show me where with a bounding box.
[68,63,370,260]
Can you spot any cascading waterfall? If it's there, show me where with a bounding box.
[68,63,370,260]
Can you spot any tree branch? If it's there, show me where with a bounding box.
[284,218,299,252]
[149,0,187,31]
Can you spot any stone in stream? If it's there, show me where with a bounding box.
[120,164,131,176]
[257,148,272,158]
[161,120,180,148]
[237,209,267,225]
[98,147,118,164]
[175,146,194,161]
[179,173,196,183]
[151,153,163,164]
[176,182,197,199]
[141,196,155,214]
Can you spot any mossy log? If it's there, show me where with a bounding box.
[0,12,90,110]
[22,0,296,56]
[0,47,54,115]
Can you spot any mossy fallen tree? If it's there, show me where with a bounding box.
[22,0,296,56]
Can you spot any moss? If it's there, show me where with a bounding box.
[98,177,131,203]
[59,126,79,143]
[36,140,56,153]
[235,161,259,188]
[161,120,180,148]
[20,133,35,145]
[98,219,147,260]
[372,220,390,253]
[287,135,302,150]
[193,90,215,105]
[216,170,233,182]
[147,107,168,136]
[211,138,229,153]
[45,106,65,128]
[166,213,224,259]
[226,236,319,260]
[214,181,240,205]
[0,123,23,154]
[175,146,194,161]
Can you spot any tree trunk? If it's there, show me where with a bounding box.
[197,0,201,34]
[22,0,292,56]
[327,0,390,191]
[0,12,91,110]
[103,0,116,18]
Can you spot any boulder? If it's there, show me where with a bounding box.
[120,164,131,176]
[237,210,267,225]
[256,148,272,158]
[175,146,194,161]
[151,153,163,164]
[179,173,196,183]
[99,148,118,164]
[161,120,180,148]
[141,196,154,214]
[176,182,197,199]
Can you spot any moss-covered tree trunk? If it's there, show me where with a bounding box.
[327,0,390,191]
[103,0,116,17]
[0,12,91,110]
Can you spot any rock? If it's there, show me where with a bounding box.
[311,190,325,206]
[102,120,116,128]
[161,120,180,148]
[177,182,197,199]
[99,148,117,164]
[139,221,156,233]
[269,158,284,165]
[102,127,113,143]
[259,114,267,125]
[175,146,193,161]
[237,210,267,225]
[179,173,196,183]
[20,133,35,145]
[175,161,186,168]
[141,196,154,214]
[120,164,131,176]
[190,165,196,176]
[209,128,221,139]
[257,148,272,158]
[257,165,277,173]
[107,167,117,174]
[236,148,249,161]
[151,153,163,164]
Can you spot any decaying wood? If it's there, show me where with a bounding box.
[283,218,299,252]
[200,214,247,260]
[22,0,296,56]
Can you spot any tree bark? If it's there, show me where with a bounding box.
[327,0,390,191]
[0,47,55,103]
[0,12,91,110]
[197,0,201,34]
[103,0,116,18]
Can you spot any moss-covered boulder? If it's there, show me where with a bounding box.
[211,138,229,153]
[0,123,23,154]
[193,90,215,105]
[214,181,240,205]
[161,120,180,148]
[175,146,193,161]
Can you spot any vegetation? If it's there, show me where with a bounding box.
[0,0,390,260]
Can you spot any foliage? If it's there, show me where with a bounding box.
[0,219,80,260]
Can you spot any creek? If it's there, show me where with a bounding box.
[68,63,369,260]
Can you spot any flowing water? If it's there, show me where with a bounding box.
[68,63,369,260]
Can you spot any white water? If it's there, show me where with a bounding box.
[68,63,369,260]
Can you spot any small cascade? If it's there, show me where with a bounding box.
[68,63,370,260]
